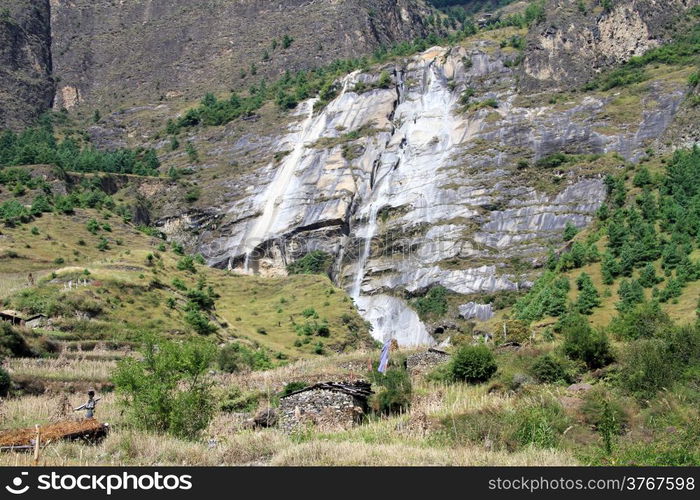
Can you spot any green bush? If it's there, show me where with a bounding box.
[618,339,679,399]
[177,255,196,273]
[560,315,614,369]
[368,367,412,415]
[184,308,217,335]
[217,343,272,373]
[531,354,571,384]
[662,325,700,367]
[219,387,260,413]
[112,336,216,439]
[412,286,448,319]
[581,388,628,454]
[0,366,11,396]
[286,251,333,276]
[0,323,33,357]
[280,381,308,397]
[608,301,673,340]
[511,400,568,448]
[450,345,497,383]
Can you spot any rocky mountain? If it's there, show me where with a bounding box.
[522,0,698,90]
[2,0,700,347]
[1,0,432,127]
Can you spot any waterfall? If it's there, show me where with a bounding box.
[241,97,320,271]
[346,60,463,347]
[350,204,379,299]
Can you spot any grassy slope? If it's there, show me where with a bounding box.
[0,205,370,360]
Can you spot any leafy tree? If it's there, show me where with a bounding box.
[608,301,672,340]
[601,251,619,285]
[217,343,272,372]
[286,251,332,275]
[367,367,412,415]
[412,286,449,319]
[177,255,197,273]
[633,166,652,187]
[531,354,571,383]
[112,336,216,439]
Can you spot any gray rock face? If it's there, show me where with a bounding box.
[0,0,54,130]
[48,0,431,111]
[459,302,494,322]
[521,0,698,91]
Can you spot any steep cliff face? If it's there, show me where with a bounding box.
[522,0,700,90]
[48,0,431,111]
[0,0,53,130]
[152,25,691,345]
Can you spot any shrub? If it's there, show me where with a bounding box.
[112,336,216,439]
[575,272,600,315]
[301,307,317,318]
[662,325,700,367]
[184,308,217,335]
[0,323,33,357]
[608,301,672,340]
[97,237,109,251]
[219,387,260,413]
[511,400,568,449]
[581,388,628,453]
[563,221,579,241]
[171,278,187,291]
[450,345,497,383]
[560,314,614,369]
[217,343,272,373]
[177,255,196,273]
[618,339,678,400]
[531,354,570,384]
[412,286,448,319]
[280,381,308,397]
[368,367,412,415]
[0,367,10,397]
[286,251,332,275]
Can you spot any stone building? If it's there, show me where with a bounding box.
[279,381,372,433]
[406,348,451,375]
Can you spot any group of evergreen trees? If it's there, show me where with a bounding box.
[515,147,700,322]
[0,117,160,176]
[0,170,125,227]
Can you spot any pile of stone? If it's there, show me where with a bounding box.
[406,348,451,375]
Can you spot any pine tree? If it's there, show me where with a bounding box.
[616,279,645,312]
[633,166,652,187]
[575,273,601,314]
[601,251,619,285]
[563,221,579,241]
[638,263,661,288]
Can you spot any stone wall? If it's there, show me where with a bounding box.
[406,349,451,375]
[279,389,366,433]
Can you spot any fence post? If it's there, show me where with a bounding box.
[33,425,40,465]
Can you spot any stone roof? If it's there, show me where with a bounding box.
[280,381,373,400]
